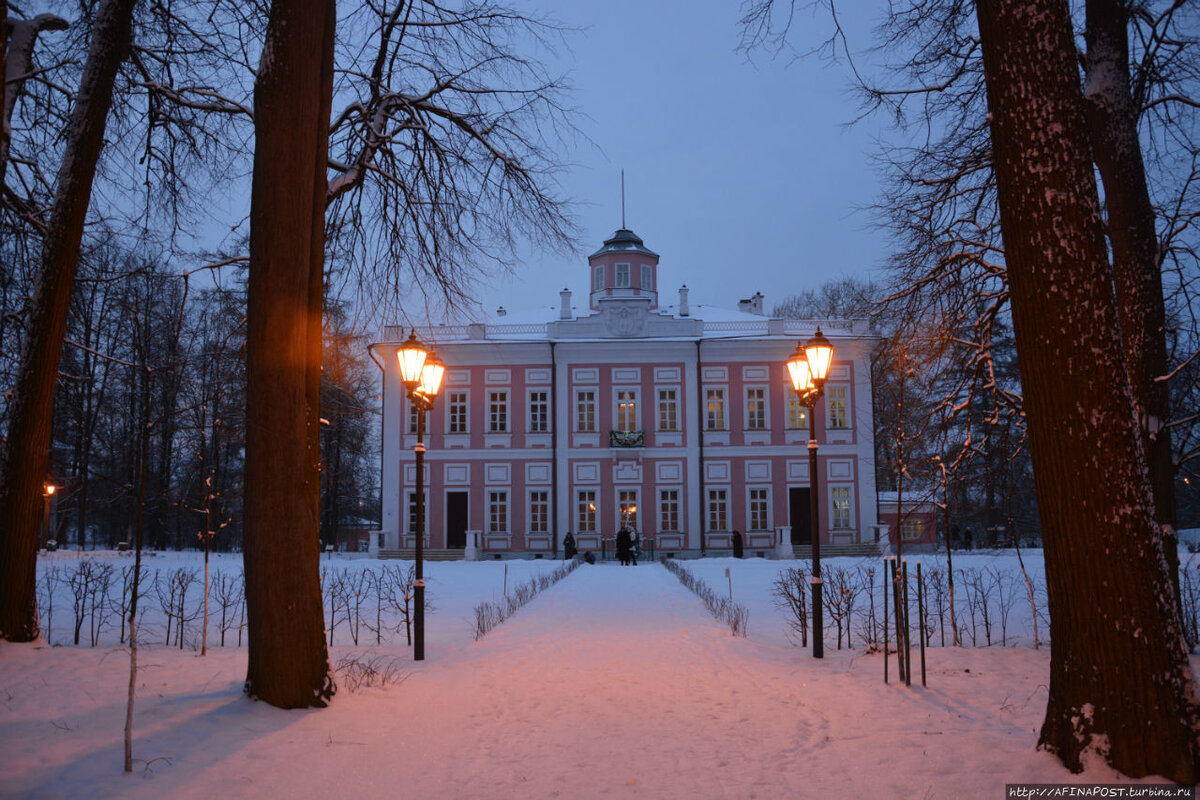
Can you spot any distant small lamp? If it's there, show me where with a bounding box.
[784,327,835,659]
[42,481,57,551]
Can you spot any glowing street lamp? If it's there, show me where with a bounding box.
[785,326,835,659]
[42,481,56,551]
[396,330,445,662]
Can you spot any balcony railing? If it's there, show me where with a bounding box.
[609,429,645,448]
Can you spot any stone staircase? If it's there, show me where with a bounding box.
[378,549,465,562]
[791,542,884,559]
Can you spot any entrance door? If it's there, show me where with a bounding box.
[446,492,468,549]
[789,487,811,545]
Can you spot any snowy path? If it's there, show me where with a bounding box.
[1,557,1151,799]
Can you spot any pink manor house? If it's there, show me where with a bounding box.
[372,227,885,559]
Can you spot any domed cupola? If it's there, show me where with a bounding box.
[587,228,661,311]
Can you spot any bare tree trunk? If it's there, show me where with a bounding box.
[0,0,137,642]
[976,0,1200,782]
[242,0,336,709]
[1083,0,1181,625]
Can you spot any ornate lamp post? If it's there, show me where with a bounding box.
[397,330,445,662]
[786,327,835,659]
[42,481,56,550]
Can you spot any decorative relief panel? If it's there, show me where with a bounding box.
[787,460,810,482]
[705,460,730,482]
[447,369,471,386]
[745,460,772,482]
[444,464,471,484]
[742,365,770,382]
[656,461,683,482]
[485,463,510,484]
[827,459,854,480]
[612,367,641,384]
[526,368,552,384]
[654,367,681,382]
[526,463,552,484]
[573,367,600,383]
[573,462,600,483]
[485,369,511,385]
[702,366,728,382]
[613,462,642,483]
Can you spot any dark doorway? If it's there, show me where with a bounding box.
[446,492,468,549]
[789,487,811,545]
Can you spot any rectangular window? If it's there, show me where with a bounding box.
[617,389,638,432]
[705,388,726,430]
[488,491,508,534]
[576,390,596,432]
[593,265,604,291]
[407,405,428,435]
[407,491,426,535]
[641,264,653,290]
[448,391,468,434]
[657,388,678,431]
[659,489,679,532]
[618,490,639,530]
[577,490,597,533]
[827,385,848,428]
[831,486,851,529]
[708,489,728,532]
[488,391,508,433]
[528,390,549,433]
[746,387,767,430]
[529,490,549,533]
[615,263,630,288]
[786,394,809,430]
[901,518,925,541]
[749,488,769,531]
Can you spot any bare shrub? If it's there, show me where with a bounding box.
[334,654,410,692]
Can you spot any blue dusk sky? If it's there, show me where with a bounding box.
[478,0,891,318]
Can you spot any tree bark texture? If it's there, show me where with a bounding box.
[0,0,136,642]
[975,0,1200,782]
[243,0,336,709]
[1082,0,1180,616]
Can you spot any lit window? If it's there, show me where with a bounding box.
[529,491,549,533]
[786,393,808,430]
[576,390,596,432]
[577,490,597,533]
[746,387,767,430]
[488,391,508,433]
[657,389,678,431]
[705,388,726,430]
[618,490,639,530]
[831,486,851,529]
[659,489,679,532]
[488,491,508,534]
[615,263,630,288]
[749,488,769,530]
[708,489,728,531]
[448,391,468,434]
[901,519,925,541]
[827,385,848,428]
[617,389,638,432]
[529,390,549,433]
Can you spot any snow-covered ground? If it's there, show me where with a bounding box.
[1,549,1196,798]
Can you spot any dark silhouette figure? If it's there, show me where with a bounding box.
[630,529,639,566]
[583,551,595,565]
[731,529,744,559]
[563,532,577,560]
[616,527,632,566]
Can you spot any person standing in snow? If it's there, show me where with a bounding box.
[616,526,632,566]
[731,529,744,559]
[563,531,577,560]
[630,528,640,566]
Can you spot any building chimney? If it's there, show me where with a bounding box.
[496,306,506,317]
[679,284,689,317]
[560,287,572,320]
[753,291,764,315]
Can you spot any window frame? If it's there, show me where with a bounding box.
[575,389,597,432]
[488,390,509,433]
[528,389,549,433]
[705,388,727,431]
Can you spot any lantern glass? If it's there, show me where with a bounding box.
[786,344,813,394]
[804,327,835,385]
[397,330,428,385]
[418,351,445,398]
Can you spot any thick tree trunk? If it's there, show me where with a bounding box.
[242,0,336,709]
[975,0,1200,782]
[0,0,136,642]
[1082,0,1181,625]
